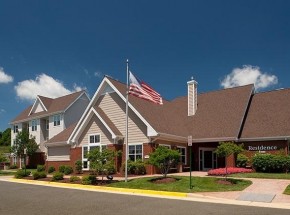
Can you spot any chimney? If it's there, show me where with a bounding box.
[187,78,198,116]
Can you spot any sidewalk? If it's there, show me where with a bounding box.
[172,172,290,204]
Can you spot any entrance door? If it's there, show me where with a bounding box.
[199,148,217,171]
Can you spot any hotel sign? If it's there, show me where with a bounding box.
[247,145,278,151]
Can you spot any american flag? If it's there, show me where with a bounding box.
[129,71,163,105]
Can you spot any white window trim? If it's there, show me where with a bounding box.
[177,146,187,165]
[53,114,61,127]
[128,143,143,161]
[82,134,107,170]
[31,119,37,131]
[88,133,101,144]
[13,125,19,134]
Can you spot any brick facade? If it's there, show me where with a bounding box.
[46,147,82,171]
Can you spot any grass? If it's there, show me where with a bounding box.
[229,172,290,180]
[0,170,15,176]
[284,185,290,195]
[107,176,252,193]
[0,146,10,153]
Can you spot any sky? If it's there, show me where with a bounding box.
[0,0,290,131]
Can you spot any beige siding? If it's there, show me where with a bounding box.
[97,93,148,143]
[79,115,113,146]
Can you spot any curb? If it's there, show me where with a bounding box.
[9,178,187,198]
[4,178,290,210]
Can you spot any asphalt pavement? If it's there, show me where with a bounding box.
[0,181,289,215]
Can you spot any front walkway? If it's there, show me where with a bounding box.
[172,171,290,203]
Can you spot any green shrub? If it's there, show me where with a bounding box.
[52,172,64,181]
[252,153,289,173]
[75,160,82,174]
[48,166,55,174]
[64,166,73,175]
[9,164,18,169]
[33,171,47,180]
[37,165,45,172]
[14,169,31,179]
[236,154,249,168]
[123,159,146,175]
[82,175,97,185]
[59,165,66,173]
[69,176,81,182]
[106,163,116,175]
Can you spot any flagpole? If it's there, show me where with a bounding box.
[125,59,129,182]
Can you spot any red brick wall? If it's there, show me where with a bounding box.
[46,147,82,172]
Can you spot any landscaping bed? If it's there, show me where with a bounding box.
[107,176,252,193]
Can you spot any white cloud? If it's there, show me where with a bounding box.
[94,71,103,78]
[0,67,13,84]
[0,109,5,114]
[14,73,85,101]
[221,65,278,90]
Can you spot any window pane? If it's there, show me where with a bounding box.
[129,155,135,161]
[83,147,88,158]
[129,145,135,154]
[136,145,142,154]
[136,155,142,160]
[94,135,100,143]
[90,146,99,152]
[89,136,94,143]
[101,145,107,151]
[83,161,88,169]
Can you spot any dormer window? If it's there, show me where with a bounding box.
[31,120,37,131]
[53,114,61,126]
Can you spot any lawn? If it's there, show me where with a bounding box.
[108,176,252,193]
[0,146,10,153]
[284,185,290,195]
[229,172,290,180]
[0,170,15,176]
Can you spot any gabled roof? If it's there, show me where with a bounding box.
[11,91,87,123]
[46,123,78,145]
[240,88,290,140]
[94,107,122,137]
[107,77,254,141]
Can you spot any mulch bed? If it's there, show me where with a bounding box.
[216,179,234,185]
[150,177,178,184]
[22,176,117,186]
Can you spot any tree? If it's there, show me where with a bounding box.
[215,141,244,180]
[11,131,38,169]
[0,152,9,163]
[148,146,180,178]
[0,128,11,146]
[87,148,115,183]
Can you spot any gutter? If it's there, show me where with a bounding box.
[238,136,290,142]
[10,111,64,124]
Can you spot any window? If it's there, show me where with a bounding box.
[82,134,106,170]
[177,146,186,165]
[89,134,100,144]
[129,144,143,161]
[46,119,49,130]
[53,114,61,126]
[13,125,18,133]
[31,120,37,131]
